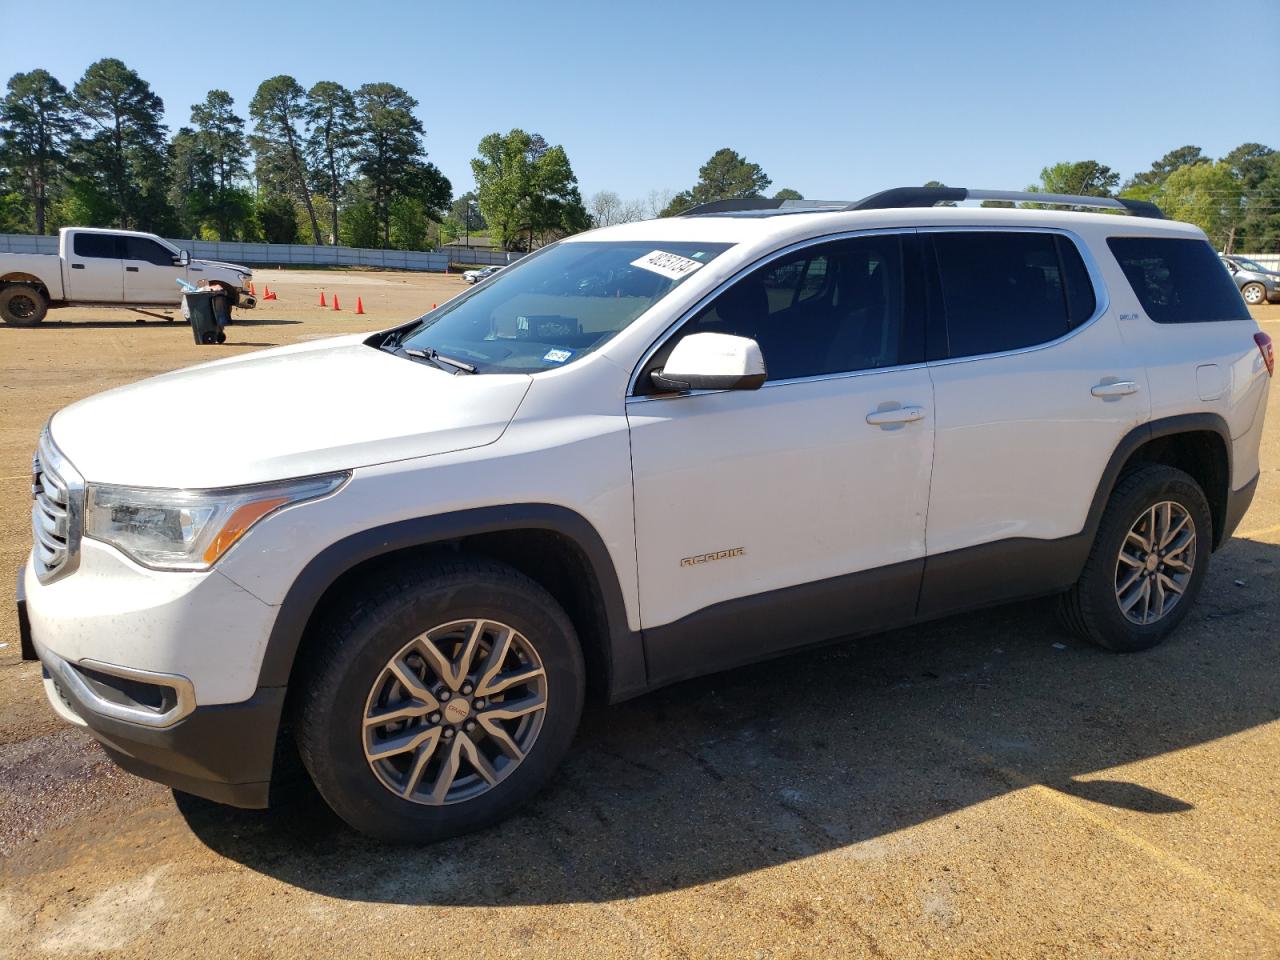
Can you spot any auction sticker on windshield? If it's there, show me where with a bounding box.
[631,250,705,280]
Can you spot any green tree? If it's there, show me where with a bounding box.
[167,126,211,235]
[0,69,79,234]
[661,148,771,215]
[339,185,379,248]
[353,82,449,248]
[1223,144,1280,252]
[772,188,803,201]
[72,58,172,230]
[1161,161,1244,251]
[472,128,588,250]
[1033,160,1120,198]
[1126,145,1208,189]
[305,81,358,244]
[190,90,248,238]
[254,191,299,244]
[250,75,322,244]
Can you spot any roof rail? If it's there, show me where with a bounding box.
[847,187,1164,219]
[677,198,850,216]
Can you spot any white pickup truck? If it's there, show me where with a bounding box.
[0,227,256,325]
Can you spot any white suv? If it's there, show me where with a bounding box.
[20,187,1273,842]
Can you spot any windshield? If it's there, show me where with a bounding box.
[394,240,733,373]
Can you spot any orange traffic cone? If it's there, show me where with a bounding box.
[355,297,364,315]
[262,286,276,301]
[319,291,326,307]
[432,303,437,309]
[248,281,255,295]
[332,294,340,311]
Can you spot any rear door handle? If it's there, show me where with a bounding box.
[70,263,84,269]
[1091,380,1139,398]
[866,404,926,426]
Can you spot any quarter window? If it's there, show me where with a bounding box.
[665,235,912,382]
[1107,237,1250,324]
[931,232,1096,358]
[72,233,120,259]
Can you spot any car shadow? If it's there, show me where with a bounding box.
[175,534,1279,906]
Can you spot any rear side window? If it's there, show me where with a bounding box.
[73,233,120,259]
[1107,237,1250,323]
[931,232,1096,358]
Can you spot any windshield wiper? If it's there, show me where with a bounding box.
[404,347,477,374]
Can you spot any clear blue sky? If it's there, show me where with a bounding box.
[3,0,1273,204]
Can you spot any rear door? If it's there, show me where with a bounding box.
[122,235,182,304]
[64,232,123,301]
[918,228,1150,616]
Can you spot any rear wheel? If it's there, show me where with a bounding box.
[1242,282,1266,305]
[0,284,48,325]
[1060,464,1211,652]
[295,556,584,842]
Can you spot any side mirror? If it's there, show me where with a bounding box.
[651,332,767,393]
[174,250,190,266]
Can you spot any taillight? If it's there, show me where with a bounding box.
[1256,332,1274,378]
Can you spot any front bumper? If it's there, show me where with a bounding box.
[32,636,284,808]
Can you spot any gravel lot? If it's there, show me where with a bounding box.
[1,275,1277,959]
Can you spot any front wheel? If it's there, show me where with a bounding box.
[295,556,585,842]
[1241,282,1266,305]
[1060,464,1212,652]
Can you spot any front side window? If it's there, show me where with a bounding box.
[395,241,732,374]
[123,236,176,266]
[658,234,912,383]
[931,231,1096,359]
[1109,237,1252,324]
[73,233,120,259]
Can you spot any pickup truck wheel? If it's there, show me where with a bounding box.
[0,284,48,325]
[1059,464,1211,652]
[294,556,585,843]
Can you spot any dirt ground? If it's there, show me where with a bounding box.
[1,275,1278,959]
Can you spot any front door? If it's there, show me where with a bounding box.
[64,232,123,301]
[122,235,183,304]
[627,232,935,685]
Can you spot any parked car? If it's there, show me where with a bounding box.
[463,265,503,284]
[20,186,1272,843]
[0,227,256,325]
[1220,254,1280,305]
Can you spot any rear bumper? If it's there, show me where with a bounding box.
[34,637,284,808]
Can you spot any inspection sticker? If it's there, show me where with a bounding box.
[543,348,573,363]
[631,250,705,280]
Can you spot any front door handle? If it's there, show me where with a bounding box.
[866,404,926,426]
[1091,380,1139,398]
[125,266,139,272]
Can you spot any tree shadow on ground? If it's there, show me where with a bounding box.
[176,535,1279,906]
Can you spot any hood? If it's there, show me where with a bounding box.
[194,258,251,275]
[50,337,532,488]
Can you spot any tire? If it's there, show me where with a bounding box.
[294,556,585,843]
[1241,283,1266,306]
[0,284,48,325]
[1060,464,1212,652]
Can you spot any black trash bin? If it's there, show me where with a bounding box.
[182,289,228,345]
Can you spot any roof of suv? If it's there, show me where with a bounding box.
[575,204,1207,249]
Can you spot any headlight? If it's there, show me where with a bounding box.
[85,473,348,570]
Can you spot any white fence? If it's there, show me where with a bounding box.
[0,233,526,272]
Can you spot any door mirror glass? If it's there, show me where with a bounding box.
[651,332,767,393]
[174,249,190,266]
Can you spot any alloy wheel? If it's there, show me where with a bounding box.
[362,618,548,805]
[1114,501,1196,626]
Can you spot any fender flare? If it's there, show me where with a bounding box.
[255,503,645,700]
[1083,412,1233,548]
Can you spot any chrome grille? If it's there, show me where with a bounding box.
[31,430,83,583]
